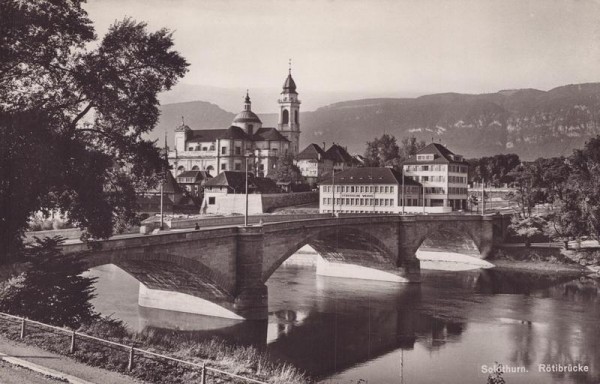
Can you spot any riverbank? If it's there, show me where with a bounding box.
[490,244,598,276]
[0,315,309,384]
[491,259,590,275]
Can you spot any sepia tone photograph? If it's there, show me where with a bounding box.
[1,0,599,383]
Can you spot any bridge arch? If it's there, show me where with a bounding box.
[412,220,485,258]
[83,251,235,295]
[261,225,398,283]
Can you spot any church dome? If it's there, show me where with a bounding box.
[233,110,262,124]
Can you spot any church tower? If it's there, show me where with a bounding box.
[278,62,301,155]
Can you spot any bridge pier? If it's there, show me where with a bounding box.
[234,227,268,320]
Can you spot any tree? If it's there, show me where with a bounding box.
[271,153,303,184]
[506,163,545,217]
[467,154,520,186]
[0,1,188,262]
[400,136,426,159]
[565,137,600,239]
[0,237,97,328]
[509,215,547,247]
[364,134,401,168]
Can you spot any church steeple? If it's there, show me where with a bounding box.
[278,61,301,155]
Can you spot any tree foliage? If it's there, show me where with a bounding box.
[364,134,425,169]
[0,0,188,262]
[0,237,97,328]
[271,153,304,184]
[467,154,520,186]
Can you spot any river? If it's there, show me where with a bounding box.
[86,252,600,384]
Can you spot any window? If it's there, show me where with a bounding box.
[221,147,226,154]
[221,164,226,170]
[208,197,215,205]
[259,164,264,170]
[202,147,207,151]
[282,109,289,124]
[234,163,241,170]
[235,146,241,155]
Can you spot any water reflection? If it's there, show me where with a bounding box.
[86,262,600,383]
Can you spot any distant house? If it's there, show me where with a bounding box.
[295,143,334,188]
[402,143,469,211]
[176,170,212,199]
[325,143,358,171]
[202,171,277,215]
[137,171,184,213]
[319,167,422,214]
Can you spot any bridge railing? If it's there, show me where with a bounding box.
[0,312,267,384]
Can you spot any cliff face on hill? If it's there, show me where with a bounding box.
[153,83,600,160]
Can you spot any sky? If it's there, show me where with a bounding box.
[84,0,600,111]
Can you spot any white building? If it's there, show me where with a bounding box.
[168,69,301,178]
[295,143,333,188]
[319,167,422,214]
[402,143,469,212]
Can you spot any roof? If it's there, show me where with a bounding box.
[325,144,356,164]
[146,171,183,194]
[282,73,297,94]
[176,170,212,183]
[204,171,277,193]
[232,110,262,124]
[252,127,289,142]
[184,126,288,143]
[403,143,468,165]
[175,121,191,132]
[297,143,329,161]
[187,126,250,142]
[319,167,422,186]
[205,171,248,190]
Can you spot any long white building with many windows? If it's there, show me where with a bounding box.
[319,168,422,214]
[402,143,469,212]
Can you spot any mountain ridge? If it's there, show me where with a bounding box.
[153,82,600,160]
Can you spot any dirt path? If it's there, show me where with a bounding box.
[0,335,142,384]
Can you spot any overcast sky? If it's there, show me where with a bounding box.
[85,0,600,104]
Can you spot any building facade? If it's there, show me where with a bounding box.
[295,143,333,187]
[319,167,422,214]
[402,143,469,212]
[168,70,301,178]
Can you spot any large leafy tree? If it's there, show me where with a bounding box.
[0,1,188,262]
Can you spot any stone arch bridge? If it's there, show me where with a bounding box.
[60,214,509,320]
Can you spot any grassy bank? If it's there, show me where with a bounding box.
[490,245,593,275]
[0,316,309,384]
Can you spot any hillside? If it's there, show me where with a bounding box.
[152,83,600,160]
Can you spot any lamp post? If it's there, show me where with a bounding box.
[244,151,255,226]
[159,181,164,230]
[331,166,336,217]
